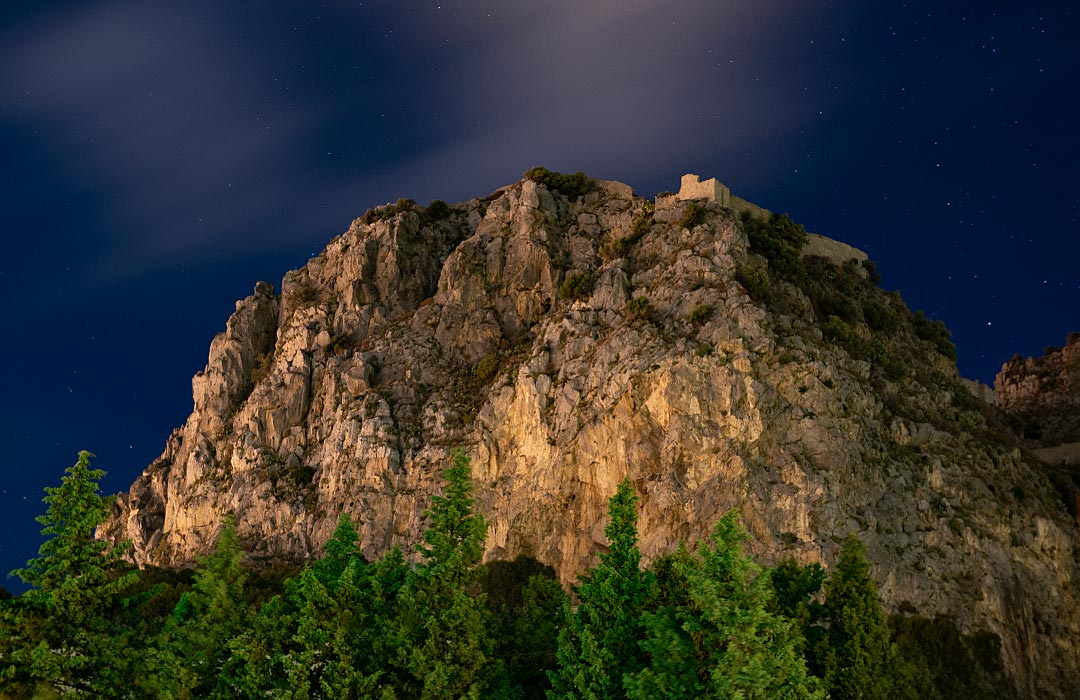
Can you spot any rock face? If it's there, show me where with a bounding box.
[996,333,1080,448]
[101,176,1080,698]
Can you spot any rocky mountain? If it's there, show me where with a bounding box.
[996,333,1080,449]
[101,171,1079,698]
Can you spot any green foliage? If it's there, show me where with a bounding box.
[626,514,823,700]
[396,449,497,699]
[249,351,273,386]
[325,333,355,356]
[863,300,900,334]
[291,279,323,306]
[560,272,596,302]
[548,480,654,700]
[679,202,706,229]
[912,311,958,361]
[735,265,773,302]
[815,291,858,323]
[861,259,883,284]
[770,558,826,637]
[812,536,914,700]
[1,451,140,699]
[890,614,1011,700]
[424,198,453,222]
[624,296,653,322]
[631,204,653,238]
[314,513,367,588]
[823,315,862,352]
[222,514,400,699]
[142,516,254,699]
[741,211,807,282]
[473,353,501,384]
[603,203,654,258]
[524,167,598,199]
[687,303,712,325]
[482,557,568,700]
[0,450,1023,699]
[362,197,419,224]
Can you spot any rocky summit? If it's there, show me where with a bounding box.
[101,172,1079,698]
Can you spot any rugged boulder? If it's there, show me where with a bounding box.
[101,175,1080,698]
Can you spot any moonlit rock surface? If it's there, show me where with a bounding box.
[102,176,1080,699]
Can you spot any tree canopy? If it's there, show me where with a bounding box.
[0,451,1011,700]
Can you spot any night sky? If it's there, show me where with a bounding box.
[1,1,1077,591]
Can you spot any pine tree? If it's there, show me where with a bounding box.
[314,513,367,587]
[770,558,827,659]
[817,535,910,700]
[482,557,568,699]
[548,479,654,700]
[626,512,823,700]
[396,449,495,699]
[223,513,388,699]
[0,451,139,699]
[144,516,251,699]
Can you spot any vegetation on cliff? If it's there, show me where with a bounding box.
[1,453,1009,699]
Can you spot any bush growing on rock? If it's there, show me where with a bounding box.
[424,198,452,222]
[741,211,807,281]
[625,296,654,322]
[679,201,706,229]
[523,166,598,199]
[735,265,772,302]
[560,272,596,302]
[687,303,713,325]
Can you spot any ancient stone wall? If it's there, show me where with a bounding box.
[802,233,869,265]
[675,173,867,264]
[678,173,730,206]
[729,194,771,220]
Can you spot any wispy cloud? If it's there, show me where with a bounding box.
[1,0,844,285]
[359,0,839,198]
[0,2,346,281]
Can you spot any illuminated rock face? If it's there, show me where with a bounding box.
[103,175,1079,699]
[996,333,1080,448]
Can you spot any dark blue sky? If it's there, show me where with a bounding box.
[1,1,1077,590]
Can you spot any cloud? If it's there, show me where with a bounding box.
[339,0,841,202]
[0,0,846,287]
[0,2,345,281]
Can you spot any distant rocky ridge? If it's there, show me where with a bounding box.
[996,333,1080,451]
[101,173,1080,698]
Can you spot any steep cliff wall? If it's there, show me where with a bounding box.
[996,333,1080,447]
[102,176,1080,698]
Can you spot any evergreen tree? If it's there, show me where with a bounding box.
[890,614,1010,700]
[548,479,654,700]
[224,513,391,699]
[314,512,367,587]
[396,449,495,699]
[143,516,250,699]
[816,535,911,700]
[359,544,411,698]
[0,451,139,699]
[626,512,823,700]
[770,558,827,659]
[482,557,568,699]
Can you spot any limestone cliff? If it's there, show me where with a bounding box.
[102,175,1080,698]
[996,333,1080,449]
